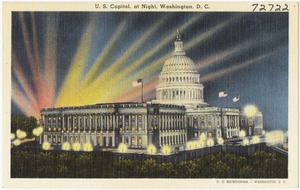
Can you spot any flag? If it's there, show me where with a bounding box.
[218,91,228,97]
[233,96,240,102]
[132,79,142,87]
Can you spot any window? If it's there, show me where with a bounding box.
[209,132,212,137]
[132,136,136,144]
[70,136,74,143]
[109,137,112,146]
[97,136,101,145]
[103,137,107,146]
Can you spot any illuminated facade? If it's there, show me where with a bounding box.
[40,30,263,152]
[41,103,187,150]
[240,112,263,136]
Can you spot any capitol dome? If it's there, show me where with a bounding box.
[153,29,208,107]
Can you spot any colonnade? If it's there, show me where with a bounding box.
[43,114,148,132]
[157,88,203,100]
[159,134,186,146]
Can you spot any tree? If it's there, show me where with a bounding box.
[239,166,255,178]
[177,160,199,177]
[158,162,176,177]
[11,115,38,138]
[137,158,159,177]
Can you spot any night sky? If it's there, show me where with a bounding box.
[11,12,288,131]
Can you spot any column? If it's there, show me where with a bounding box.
[168,115,170,130]
[122,115,125,130]
[61,114,65,131]
[129,115,131,131]
[142,115,145,131]
[100,114,103,131]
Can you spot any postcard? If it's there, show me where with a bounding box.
[2,1,299,188]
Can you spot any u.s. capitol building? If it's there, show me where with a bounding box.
[40,30,263,152]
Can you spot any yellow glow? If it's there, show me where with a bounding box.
[83,142,93,152]
[72,142,81,151]
[95,12,197,102]
[11,133,16,140]
[239,130,246,138]
[217,138,224,145]
[105,15,229,102]
[261,130,266,135]
[243,105,258,117]
[16,129,27,139]
[61,142,71,151]
[200,133,207,142]
[70,16,171,105]
[265,130,284,145]
[118,143,127,153]
[33,126,43,136]
[186,141,196,150]
[42,142,51,150]
[206,138,214,147]
[55,18,95,107]
[12,139,21,146]
[147,144,157,154]
[78,19,128,89]
[161,145,171,155]
[251,135,260,144]
[198,140,206,148]
[243,138,250,145]
[56,14,204,106]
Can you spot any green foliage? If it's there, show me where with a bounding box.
[11,115,38,138]
[238,166,254,178]
[11,150,288,178]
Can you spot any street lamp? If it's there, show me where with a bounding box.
[72,142,81,151]
[217,138,224,145]
[83,142,93,152]
[243,104,258,117]
[42,142,51,150]
[118,143,127,153]
[206,138,214,147]
[62,142,71,151]
[161,145,171,155]
[147,144,156,154]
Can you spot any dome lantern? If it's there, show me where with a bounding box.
[174,28,185,56]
